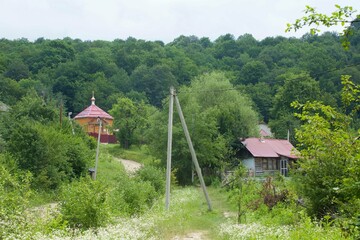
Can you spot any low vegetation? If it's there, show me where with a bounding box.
[0,140,358,239]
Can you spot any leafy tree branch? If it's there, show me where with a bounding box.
[286,5,360,49]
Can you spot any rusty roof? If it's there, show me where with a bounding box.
[242,137,299,159]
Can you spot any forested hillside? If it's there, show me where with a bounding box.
[1,26,359,139]
[0,5,360,239]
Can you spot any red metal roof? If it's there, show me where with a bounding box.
[74,97,113,120]
[242,138,299,159]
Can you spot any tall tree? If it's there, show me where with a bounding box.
[269,72,321,141]
[147,72,258,185]
[293,76,360,219]
[110,97,152,149]
[237,60,269,85]
[243,82,274,122]
[130,64,178,107]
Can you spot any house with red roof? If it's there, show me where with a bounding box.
[74,95,116,143]
[241,138,299,177]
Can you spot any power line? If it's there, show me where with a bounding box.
[146,97,170,118]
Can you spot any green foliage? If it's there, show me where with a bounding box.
[28,39,75,73]
[147,72,258,185]
[4,121,92,189]
[292,78,360,222]
[286,5,359,49]
[243,82,274,122]
[93,148,163,217]
[0,26,360,237]
[110,172,158,216]
[237,60,269,85]
[1,92,93,190]
[341,75,360,115]
[0,30,359,132]
[135,165,166,195]
[227,164,250,223]
[4,59,30,81]
[110,97,154,149]
[227,169,300,225]
[59,177,110,229]
[0,76,24,105]
[0,153,32,239]
[269,72,321,141]
[130,64,178,107]
[5,90,58,123]
[221,173,352,239]
[119,179,157,216]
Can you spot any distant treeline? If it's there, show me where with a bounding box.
[1,26,360,139]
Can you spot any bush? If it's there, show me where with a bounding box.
[109,168,160,216]
[111,176,157,216]
[0,154,32,238]
[5,121,92,190]
[59,177,110,229]
[135,165,165,195]
[0,92,93,190]
[122,180,157,215]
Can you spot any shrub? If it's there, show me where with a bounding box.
[111,176,157,216]
[59,177,110,229]
[135,165,165,195]
[0,154,32,238]
[5,120,92,190]
[122,180,157,215]
[0,92,93,190]
[109,168,160,216]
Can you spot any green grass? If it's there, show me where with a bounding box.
[98,145,238,239]
[154,186,236,239]
[102,144,159,165]
[96,148,126,186]
[29,189,59,207]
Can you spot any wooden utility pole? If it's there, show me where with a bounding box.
[174,93,212,211]
[94,117,102,180]
[59,100,63,127]
[165,87,174,210]
[68,112,75,135]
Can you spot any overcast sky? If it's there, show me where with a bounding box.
[0,0,359,43]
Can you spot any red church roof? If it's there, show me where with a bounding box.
[242,138,299,159]
[74,96,113,120]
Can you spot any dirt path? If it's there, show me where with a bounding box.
[115,157,142,173]
[172,231,208,240]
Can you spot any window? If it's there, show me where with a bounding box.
[255,158,262,172]
[255,158,278,171]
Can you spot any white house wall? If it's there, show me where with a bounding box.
[242,158,255,171]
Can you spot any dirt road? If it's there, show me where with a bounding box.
[115,157,142,173]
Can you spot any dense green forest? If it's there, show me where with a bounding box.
[1,24,360,185]
[1,25,359,138]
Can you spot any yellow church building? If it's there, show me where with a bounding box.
[74,95,116,143]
